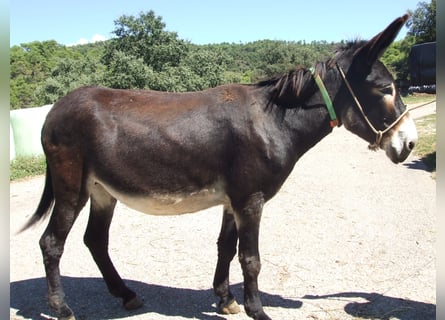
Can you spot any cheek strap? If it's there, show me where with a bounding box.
[336,64,409,150]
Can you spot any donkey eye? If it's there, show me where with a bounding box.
[380,85,393,95]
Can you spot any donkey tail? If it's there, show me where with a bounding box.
[18,164,55,233]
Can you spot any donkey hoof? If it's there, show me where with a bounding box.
[219,299,241,314]
[124,295,144,310]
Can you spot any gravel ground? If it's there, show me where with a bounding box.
[10,104,436,320]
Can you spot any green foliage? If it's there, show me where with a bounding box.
[9,10,341,108]
[10,4,433,110]
[407,0,436,43]
[10,155,46,181]
[101,11,228,92]
[102,10,189,72]
[37,55,105,104]
[200,40,333,83]
[180,49,227,89]
[10,40,73,109]
[102,51,152,89]
[381,37,416,80]
[381,0,435,81]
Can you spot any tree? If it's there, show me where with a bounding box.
[101,11,230,92]
[407,0,436,44]
[10,77,34,109]
[10,40,73,108]
[102,51,152,89]
[10,10,353,109]
[381,0,435,82]
[36,56,105,104]
[381,37,416,81]
[102,11,189,73]
[182,49,227,89]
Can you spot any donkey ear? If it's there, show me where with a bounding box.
[353,14,409,74]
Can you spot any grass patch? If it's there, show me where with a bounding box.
[10,155,46,181]
[413,113,436,174]
[402,93,436,105]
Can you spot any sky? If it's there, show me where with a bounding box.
[10,0,422,47]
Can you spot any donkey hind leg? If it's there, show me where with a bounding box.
[39,179,88,319]
[83,183,143,310]
[236,193,271,320]
[213,206,241,315]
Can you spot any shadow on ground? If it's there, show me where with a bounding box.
[10,277,301,319]
[404,153,436,173]
[303,292,435,320]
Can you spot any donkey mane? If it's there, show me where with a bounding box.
[256,39,368,110]
[256,62,329,110]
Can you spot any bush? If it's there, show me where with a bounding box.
[10,155,46,181]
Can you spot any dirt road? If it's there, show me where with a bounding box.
[10,105,436,320]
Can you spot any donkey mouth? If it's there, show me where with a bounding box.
[383,114,418,164]
[384,134,418,164]
[386,146,413,164]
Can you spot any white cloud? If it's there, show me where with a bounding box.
[68,34,108,46]
[91,34,107,43]
[76,38,89,45]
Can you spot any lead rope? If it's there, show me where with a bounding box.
[336,64,409,150]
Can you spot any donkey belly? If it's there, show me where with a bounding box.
[96,179,229,215]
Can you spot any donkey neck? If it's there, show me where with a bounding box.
[283,104,336,160]
[257,64,343,160]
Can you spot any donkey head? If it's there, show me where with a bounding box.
[335,14,418,163]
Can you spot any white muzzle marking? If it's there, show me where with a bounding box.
[382,112,418,163]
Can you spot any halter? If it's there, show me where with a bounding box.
[311,64,410,150]
[310,67,339,128]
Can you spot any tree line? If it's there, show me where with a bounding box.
[10,1,435,110]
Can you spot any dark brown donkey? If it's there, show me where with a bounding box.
[21,14,417,320]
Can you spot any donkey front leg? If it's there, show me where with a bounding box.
[235,193,271,320]
[213,206,241,314]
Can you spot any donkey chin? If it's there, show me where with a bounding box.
[382,114,418,164]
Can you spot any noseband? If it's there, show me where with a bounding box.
[311,64,409,150]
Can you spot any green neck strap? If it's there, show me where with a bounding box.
[310,67,339,128]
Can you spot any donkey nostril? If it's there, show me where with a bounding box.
[408,141,415,150]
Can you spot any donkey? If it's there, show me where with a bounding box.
[21,14,416,320]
